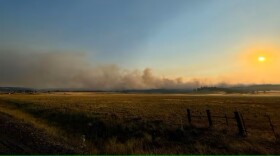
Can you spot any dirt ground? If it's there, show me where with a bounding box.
[0,112,77,154]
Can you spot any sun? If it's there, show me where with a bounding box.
[258,56,266,62]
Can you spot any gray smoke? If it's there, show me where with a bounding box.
[0,49,203,90]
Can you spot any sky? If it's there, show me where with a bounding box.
[1,0,280,89]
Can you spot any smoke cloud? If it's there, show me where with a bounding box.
[0,49,205,90]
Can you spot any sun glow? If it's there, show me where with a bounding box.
[230,44,280,83]
[258,56,266,62]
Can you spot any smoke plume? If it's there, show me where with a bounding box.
[0,49,203,90]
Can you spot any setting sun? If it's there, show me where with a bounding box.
[258,56,266,62]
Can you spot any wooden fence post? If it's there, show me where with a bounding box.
[225,114,228,126]
[234,111,247,136]
[206,109,213,127]
[266,115,278,141]
[187,109,192,125]
[240,114,247,134]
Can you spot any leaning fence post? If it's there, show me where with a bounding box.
[187,109,192,125]
[240,114,247,134]
[266,115,278,141]
[206,109,213,127]
[234,111,247,136]
[225,114,228,126]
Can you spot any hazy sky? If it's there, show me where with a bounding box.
[1,0,280,89]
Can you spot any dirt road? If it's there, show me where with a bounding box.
[0,112,77,154]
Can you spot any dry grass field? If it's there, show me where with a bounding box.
[0,92,279,154]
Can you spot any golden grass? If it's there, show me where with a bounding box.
[1,93,279,124]
[0,93,279,154]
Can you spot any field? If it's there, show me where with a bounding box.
[0,92,279,154]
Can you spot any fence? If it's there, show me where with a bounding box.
[186,108,279,141]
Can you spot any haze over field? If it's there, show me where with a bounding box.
[1,0,280,89]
